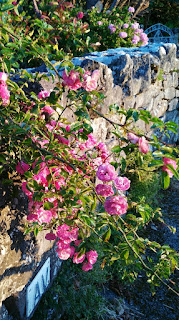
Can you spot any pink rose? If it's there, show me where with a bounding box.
[131,23,139,30]
[0,82,10,105]
[56,247,73,260]
[0,72,8,82]
[119,32,128,38]
[96,184,114,197]
[16,161,30,174]
[82,262,93,271]
[41,105,54,115]
[104,195,128,216]
[82,70,100,92]
[37,208,53,224]
[73,252,85,264]
[162,157,177,178]
[123,23,129,29]
[77,12,83,19]
[38,90,50,99]
[57,240,70,250]
[128,7,135,13]
[97,21,103,26]
[45,233,57,240]
[132,35,140,44]
[22,181,33,198]
[96,164,117,182]
[127,132,139,144]
[138,137,149,154]
[108,24,116,34]
[66,125,70,132]
[86,250,98,265]
[114,177,130,191]
[62,69,82,90]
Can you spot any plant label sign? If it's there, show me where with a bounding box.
[26,257,51,317]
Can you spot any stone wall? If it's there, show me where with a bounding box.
[0,43,178,320]
[39,43,179,142]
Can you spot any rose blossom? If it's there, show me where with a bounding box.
[123,23,129,29]
[37,208,53,224]
[104,195,128,216]
[82,70,100,92]
[77,12,83,19]
[16,161,30,174]
[162,157,177,178]
[119,32,128,38]
[38,90,50,99]
[0,72,8,82]
[73,252,85,264]
[86,250,98,265]
[82,262,93,271]
[114,177,130,191]
[96,184,114,197]
[56,247,75,260]
[108,24,116,34]
[62,69,82,90]
[127,132,139,144]
[128,7,135,13]
[132,35,140,44]
[45,233,57,240]
[96,164,117,182]
[131,22,139,30]
[41,105,54,115]
[0,82,10,105]
[138,136,149,154]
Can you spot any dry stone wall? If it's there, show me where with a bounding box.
[38,43,179,142]
[0,43,178,320]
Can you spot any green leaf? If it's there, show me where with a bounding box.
[132,111,139,122]
[34,227,39,237]
[148,160,163,167]
[161,171,170,189]
[111,145,121,153]
[121,157,126,172]
[166,164,179,180]
[0,154,6,163]
[102,228,111,242]
[121,249,129,260]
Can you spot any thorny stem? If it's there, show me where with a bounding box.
[0,109,76,171]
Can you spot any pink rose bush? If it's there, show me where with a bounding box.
[4,61,176,279]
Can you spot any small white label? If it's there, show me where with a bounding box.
[26,257,50,317]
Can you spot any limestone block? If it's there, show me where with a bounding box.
[163,74,173,89]
[123,96,135,110]
[132,54,151,93]
[164,87,176,100]
[168,98,179,112]
[162,61,172,73]
[153,95,168,118]
[159,46,166,59]
[172,72,179,88]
